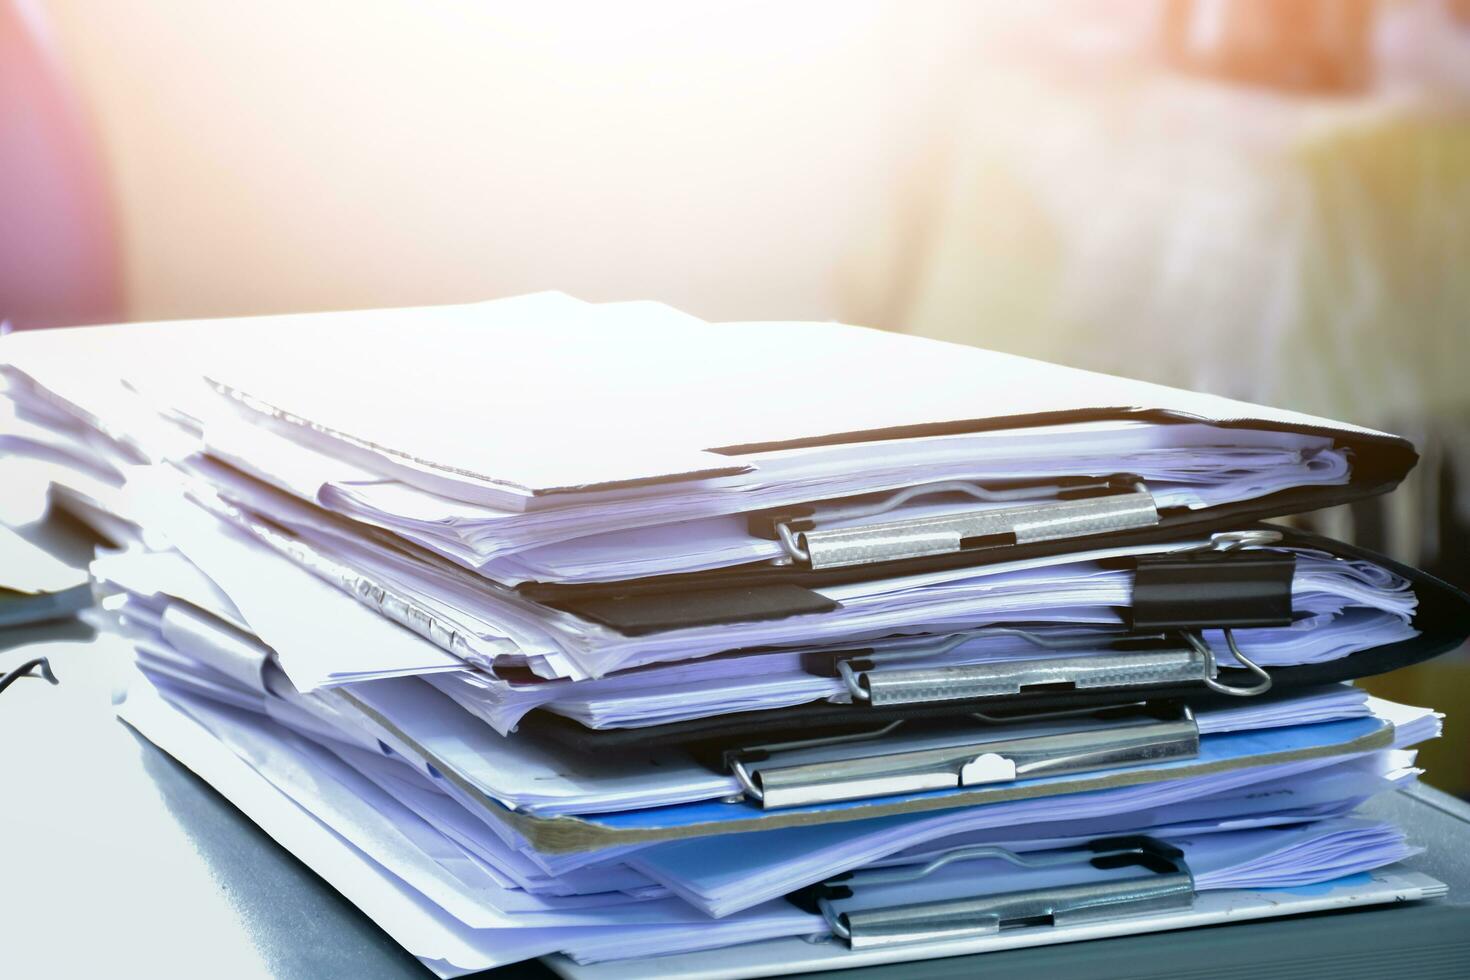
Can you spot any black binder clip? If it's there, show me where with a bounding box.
[1130,530,1295,697]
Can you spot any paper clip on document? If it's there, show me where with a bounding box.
[787,836,1193,950]
[759,476,1160,570]
[725,707,1199,809]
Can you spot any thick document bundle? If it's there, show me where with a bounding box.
[0,292,1462,976]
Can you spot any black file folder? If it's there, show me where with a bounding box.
[519,463,1419,636]
[516,527,1470,757]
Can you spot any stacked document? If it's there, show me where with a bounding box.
[0,523,91,629]
[1,292,1465,977]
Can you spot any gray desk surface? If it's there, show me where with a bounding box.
[3,621,1469,979]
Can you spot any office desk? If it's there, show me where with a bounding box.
[2,625,1468,980]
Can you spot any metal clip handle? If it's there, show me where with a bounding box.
[833,629,1269,705]
[729,708,1198,809]
[831,624,1220,707]
[774,478,1160,570]
[798,837,1194,950]
[845,647,1215,706]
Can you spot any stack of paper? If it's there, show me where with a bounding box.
[0,293,1462,978]
[0,523,92,629]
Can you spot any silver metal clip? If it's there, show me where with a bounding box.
[727,707,1198,809]
[802,838,1194,950]
[851,648,1215,706]
[835,628,1213,707]
[774,479,1161,570]
[1189,529,1286,553]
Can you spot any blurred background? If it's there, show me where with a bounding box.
[3,0,1468,787]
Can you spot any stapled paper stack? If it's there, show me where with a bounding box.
[0,293,1464,978]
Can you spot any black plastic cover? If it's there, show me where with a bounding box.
[550,583,837,635]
